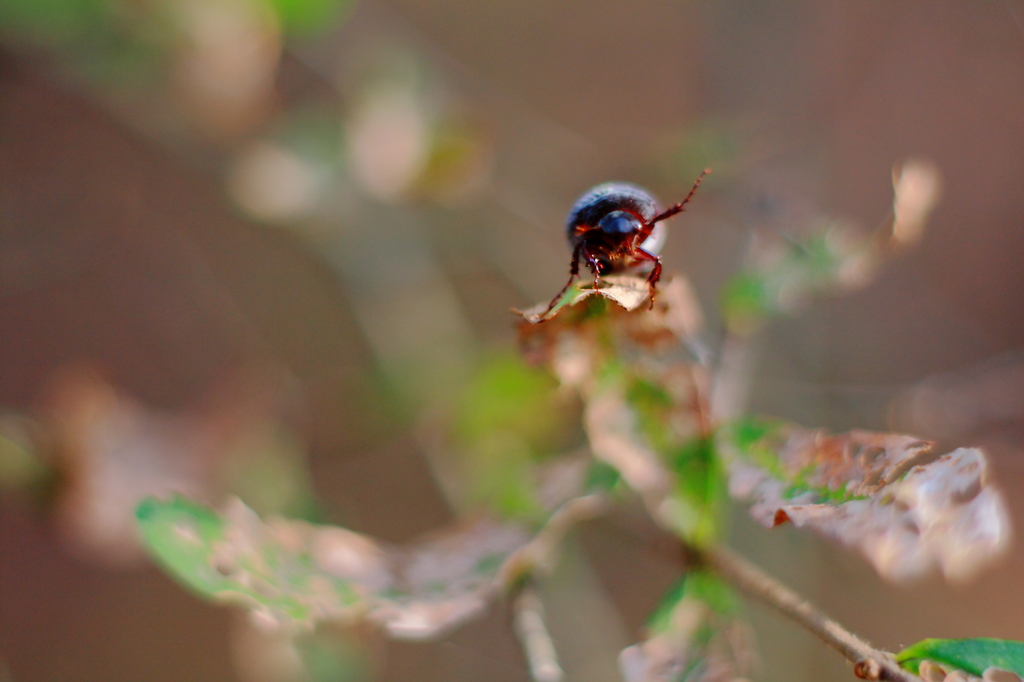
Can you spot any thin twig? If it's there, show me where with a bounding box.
[699,546,921,682]
[503,496,607,682]
[513,583,564,682]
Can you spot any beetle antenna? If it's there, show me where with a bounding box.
[650,168,711,225]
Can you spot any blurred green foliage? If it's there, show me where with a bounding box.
[222,422,320,521]
[625,376,726,545]
[0,0,353,41]
[137,496,361,623]
[454,353,566,448]
[0,424,49,494]
[294,629,369,682]
[266,0,352,37]
[719,228,855,335]
[665,436,726,547]
[452,353,577,520]
[647,570,740,636]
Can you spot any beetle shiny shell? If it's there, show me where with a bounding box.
[566,182,667,266]
[540,169,709,316]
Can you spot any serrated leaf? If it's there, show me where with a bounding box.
[724,422,934,505]
[723,424,1011,582]
[896,639,1024,677]
[517,275,707,380]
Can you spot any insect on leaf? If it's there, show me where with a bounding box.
[518,275,652,324]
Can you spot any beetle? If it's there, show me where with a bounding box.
[543,169,710,314]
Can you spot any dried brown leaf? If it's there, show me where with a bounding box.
[890,159,941,248]
[371,518,529,639]
[517,275,652,325]
[142,490,611,640]
[726,427,1011,582]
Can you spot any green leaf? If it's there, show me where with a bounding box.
[896,638,1024,677]
[625,376,675,451]
[137,496,364,624]
[136,496,229,596]
[0,418,50,493]
[455,354,565,449]
[727,417,781,454]
[584,460,622,493]
[463,432,544,520]
[265,0,355,37]
[0,0,106,41]
[296,631,368,682]
[719,272,770,330]
[223,423,319,521]
[138,495,534,638]
[647,571,740,635]
[663,436,726,546]
[452,354,577,520]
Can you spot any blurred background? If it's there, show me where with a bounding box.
[1,1,1023,681]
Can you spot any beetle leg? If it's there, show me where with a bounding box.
[581,244,602,290]
[644,168,710,236]
[633,247,662,309]
[541,242,583,317]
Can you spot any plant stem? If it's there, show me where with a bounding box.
[700,545,921,682]
[513,583,564,682]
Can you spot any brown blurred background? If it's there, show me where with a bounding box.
[1,1,1023,681]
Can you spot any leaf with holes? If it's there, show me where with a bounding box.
[721,421,1011,582]
[137,495,535,638]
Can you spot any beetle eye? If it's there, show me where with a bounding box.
[597,210,642,235]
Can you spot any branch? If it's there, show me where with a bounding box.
[503,496,609,682]
[512,583,564,682]
[699,546,922,682]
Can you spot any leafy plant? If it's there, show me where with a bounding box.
[137,160,1019,682]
